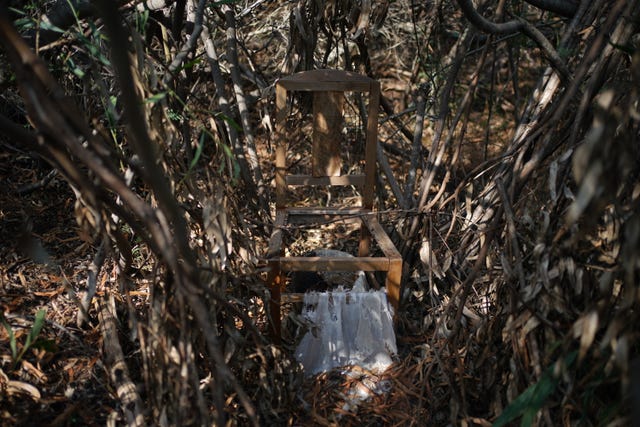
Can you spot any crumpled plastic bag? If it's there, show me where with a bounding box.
[294,281,397,376]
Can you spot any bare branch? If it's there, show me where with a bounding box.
[404,83,429,204]
[95,0,197,271]
[98,296,145,427]
[222,4,268,211]
[455,0,571,82]
[456,0,520,34]
[77,238,108,327]
[22,0,96,46]
[162,0,206,85]
[524,0,578,18]
[199,13,261,204]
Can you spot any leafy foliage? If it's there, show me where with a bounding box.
[0,309,47,368]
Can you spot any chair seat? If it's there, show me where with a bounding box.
[266,207,401,339]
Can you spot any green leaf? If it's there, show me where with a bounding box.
[608,41,633,55]
[146,92,168,103]
[31,338,57,353]
[0,312,18,361]
[16,309,46,363]
[189,131,206,171]
[217,112,242,132]
[175,57,202,73]
[520,409,536,427]
[8,7,27,16]
[66,57,85,79]
[64,0,82,26]
[39,20,66,34]
[493,352,577,427]
[29,309,46,344]
[135,9,150,35]
[220,141,240,181]
[493,377,556,427]
[178,130,207,188]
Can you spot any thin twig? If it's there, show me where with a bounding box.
[222,4,268,212]
[404,83,429,204]
[77,237,108,327]
[495,178,526,290]
[400,28,475,262]
[162,0,206,85]
[16,169,57,195]
[455,0,572,82]
[200,13,260,204]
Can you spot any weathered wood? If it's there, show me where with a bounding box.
[358,223,371,257]
[277,69,373,92]
[266,212,286,340]
[278,256,390,272]
[281,81,371,91]
[285,174,365,186]
[285,207,368,224]
[363,80,380,209]
[274,84,287,209]
[363,216,402,259]
[266,211,287,257]
[266,259,284,341]
[266,69,403,339]
[313,91,343,177]
[386,258,402,311]
[281,293,306,303]
[286,207,368,216]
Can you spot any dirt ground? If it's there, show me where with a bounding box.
[1,152,114,426]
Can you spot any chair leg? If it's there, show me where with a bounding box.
[386,258,402,312]
[267,260,284,342]
[358,220,371,257]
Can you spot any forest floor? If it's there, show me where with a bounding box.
[3,1,635,426]
[0,153,114,426]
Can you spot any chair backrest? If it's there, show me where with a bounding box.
[274,69,380,210]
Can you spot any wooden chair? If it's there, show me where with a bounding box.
[266,69,402,339]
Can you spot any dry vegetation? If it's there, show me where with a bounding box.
[0,0,639,425]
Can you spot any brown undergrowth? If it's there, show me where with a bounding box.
[0,0,639,426]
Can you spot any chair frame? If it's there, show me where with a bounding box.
[266,69,402,339]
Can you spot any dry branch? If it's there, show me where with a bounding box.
[162,0,206,86]
[455,0,571,82]
[524,0,578,18]
[1,1,638,424]
[221,4,268,212]
[404,83,429,204]
[96,2,259,424]
[98,296,145,427]
[77,237,108,327]
[1,3,261,424]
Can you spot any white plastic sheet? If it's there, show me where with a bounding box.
[294,286,397,376]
